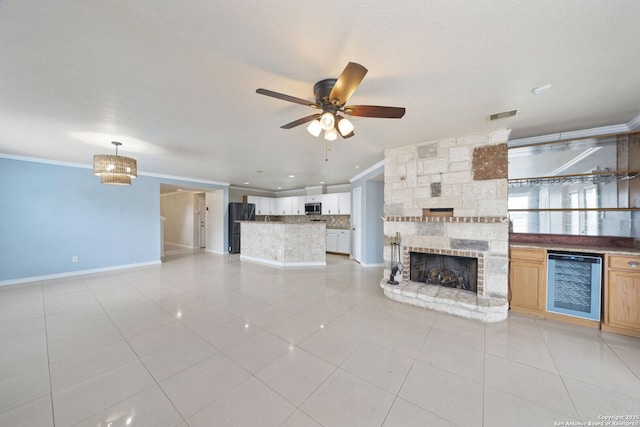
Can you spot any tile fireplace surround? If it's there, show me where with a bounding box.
[381,129,510,322]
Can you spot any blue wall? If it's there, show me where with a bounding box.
[350,163,384,267]
[0,157,228,283]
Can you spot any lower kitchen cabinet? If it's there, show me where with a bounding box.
[326,229,350,255]
[509,247,546,317]
[603,254,640,338]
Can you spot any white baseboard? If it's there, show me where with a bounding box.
[359,262,384,268]
[164,242,194,249]
[240,255,326,268]
[205,248,226,255]
[0,261,161,287]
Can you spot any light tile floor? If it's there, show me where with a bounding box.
[1,248,640,427]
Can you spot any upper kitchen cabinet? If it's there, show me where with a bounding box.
[338,192,351,215]
[246,196,276,215]
[276,197,292,215]
[322,192,351,215]
[291,196,305,215]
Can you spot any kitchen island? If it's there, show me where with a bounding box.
[238,221,326,267]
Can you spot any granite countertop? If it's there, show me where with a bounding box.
[510,242,640,256]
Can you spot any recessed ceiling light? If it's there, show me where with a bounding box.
[277,186,282,190]
[244,182,249,185]
[355,165,360,169]
[320,181,325,184]
[532,83,552,95]
[288,175,295,178]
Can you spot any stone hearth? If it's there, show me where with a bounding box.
[382,129,510,322]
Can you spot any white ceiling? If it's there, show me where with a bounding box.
[1,1,639,191]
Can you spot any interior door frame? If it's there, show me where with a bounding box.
[352,186,362,263]
[197,193,206,248]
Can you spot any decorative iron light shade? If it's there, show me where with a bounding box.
[93,141,137,185]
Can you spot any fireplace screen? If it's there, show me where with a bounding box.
[410,252,478,292]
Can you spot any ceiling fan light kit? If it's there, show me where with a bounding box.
[320,112,335,131]
[306,119,322,137]
[324,128,338,141]
[256,62,406,157]
[337,116,354,136]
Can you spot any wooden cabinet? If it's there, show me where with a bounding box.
[509,248,546,317]
[603,254,640,338]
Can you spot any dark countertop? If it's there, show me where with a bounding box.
[510,242,640,256]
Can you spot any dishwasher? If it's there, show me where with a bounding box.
[546,252,602,321]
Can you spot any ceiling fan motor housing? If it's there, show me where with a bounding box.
[313,79,339,109]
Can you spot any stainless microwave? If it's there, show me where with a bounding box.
[304,202,321,215]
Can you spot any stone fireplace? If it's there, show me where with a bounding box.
[409,250,479,293]
[380,129,510,322]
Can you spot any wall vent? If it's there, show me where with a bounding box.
[487,109,520,121]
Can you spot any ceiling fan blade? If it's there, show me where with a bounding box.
[256,88,317,107]
[344,105,406,119]
[328,62,368,106]
[280,113,321,129]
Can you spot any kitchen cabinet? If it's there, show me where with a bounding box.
[276,197,292,215]
[509,247,546,317]
[338,192,351,215]
[321,192,351,215]
[265,198,277,215]
[336,229,350,254]
[322,194,337,215]
[246,196,276,215]
[290,196,305,215]
[326,231,338,252]
[306,194,323,203]
[326,229,350,254]
[246,196,259,210]
[603,254,640,338]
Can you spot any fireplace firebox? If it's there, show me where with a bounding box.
[410,252,478,293]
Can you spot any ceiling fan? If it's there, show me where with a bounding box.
[256,62,406,141]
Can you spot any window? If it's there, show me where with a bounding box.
[508,194,530,233]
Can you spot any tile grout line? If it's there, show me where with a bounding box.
[40,280,58,427]
[535,317,583,422]
[74,277,188,426]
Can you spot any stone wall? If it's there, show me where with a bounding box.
[383,129,510,300]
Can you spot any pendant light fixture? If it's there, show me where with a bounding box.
[93,141,137,185]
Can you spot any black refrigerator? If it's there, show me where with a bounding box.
[228,202,256,253]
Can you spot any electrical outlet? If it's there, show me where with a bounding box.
[72,256,78,263]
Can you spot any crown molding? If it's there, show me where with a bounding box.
[509,114,640,147]
[0,153,230,187]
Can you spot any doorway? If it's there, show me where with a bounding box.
[197,194,206,248]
